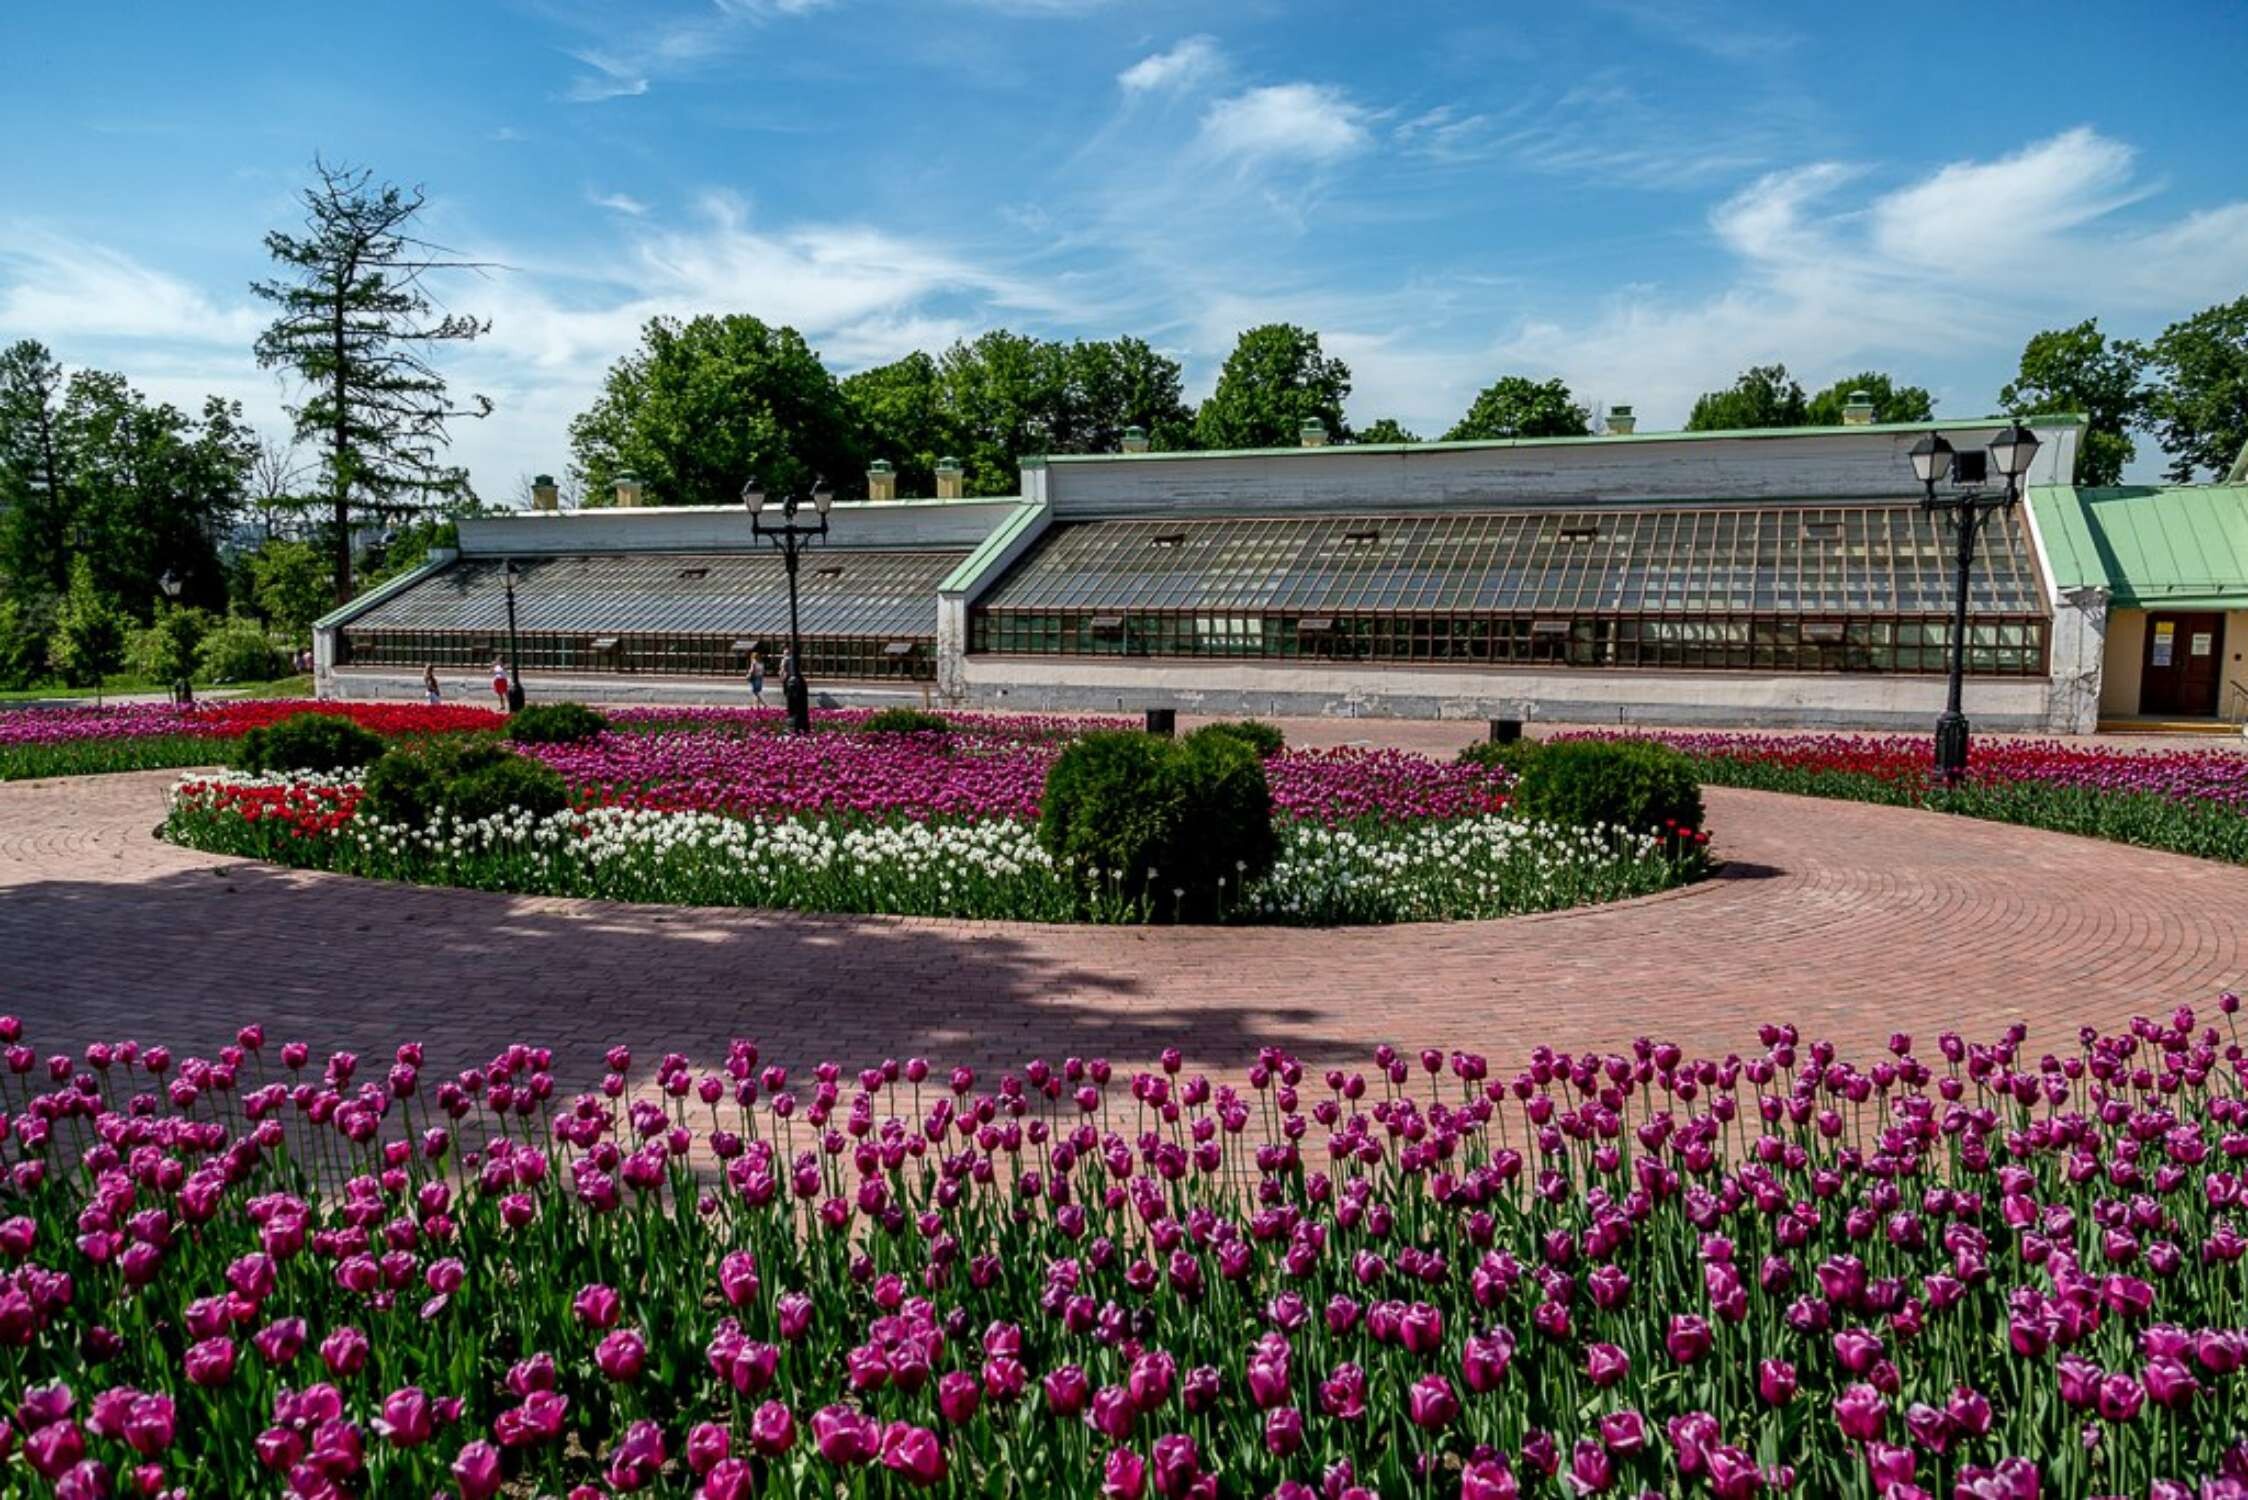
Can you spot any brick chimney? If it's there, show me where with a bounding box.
[1842,390,1876,426]
[1606,404,1636,435]
[1299,418,1328,448]
[531,474,559,512]
[1121,425,1150,454]
[867,459,897,502]
[934,456,965,500]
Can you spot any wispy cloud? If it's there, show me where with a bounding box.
[1118,35,1223,94]
[588,190,651,216]
[563,50,650,103]
[1199,84,1371,168]
[1406,75,1789,187]
[0,229,262,345]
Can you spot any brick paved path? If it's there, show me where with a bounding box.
[2,761,2242,1092]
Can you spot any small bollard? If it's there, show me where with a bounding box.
[1489,717,1522,744]
[1145,708,1177,737]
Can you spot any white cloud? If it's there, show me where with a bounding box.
[563,51,649,103]
[1199,84,1370,167]
[589,191,650,217]
[1869,126,2148,276]
[0,230,262,346]
[1118,36,1223,94]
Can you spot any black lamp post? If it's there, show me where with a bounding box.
[742,471,834,735]
[157,568,191,705]
[1909,420,2041,784]
[502,559,526,713]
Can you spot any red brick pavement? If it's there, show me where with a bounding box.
[2,755,2242,1095]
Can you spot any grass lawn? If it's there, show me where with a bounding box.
[0,673,312,704]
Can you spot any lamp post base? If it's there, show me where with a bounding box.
[1933,711,1970,785]
[785,676,811,736]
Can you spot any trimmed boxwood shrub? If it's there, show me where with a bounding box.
[1458,737,1541,779]
[360,738,516,828]
[857,708,952,735]
[443,754,571,823]
[1188,719,1285,758]
[1038,729,1277,921]
[506,702,609,745]
[1511,739,1704,838]
[231,712,386,775]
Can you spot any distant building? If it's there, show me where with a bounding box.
[313,416,2246,731]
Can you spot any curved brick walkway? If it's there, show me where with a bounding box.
[1,767,2242,1088]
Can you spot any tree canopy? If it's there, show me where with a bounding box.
[1353,418,1421,445]
[2142,296,2248,483]
[1685,365,1808,432]
[1804,373,1934,426]
[1443,376,1590,441]
[1998,320,2145,488]
[1193,325,1351,450]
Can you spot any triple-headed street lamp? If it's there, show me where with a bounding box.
[1907,420,2042,784]
[742,471,835,736]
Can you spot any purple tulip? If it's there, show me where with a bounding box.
[1103,1447,1147,1500]
[182,1337,236,1388]
[1407,1374,1459,1430]
[1265,1407,1304,1456]
[810,1405,880,1466]
[880,1422,946,1488]
[937,1371,981,1424]
[572,1283,621,1329]
[1460,1456,1520,1499]
[1567,1438,1613,1495]
[1832,1383,1886,1443]
[1757,1358,1797,1406]
[374,1387,432,1449]
[1585,1343,1629,1388]
[1665,1315,1712,1364]
[451,1441,503,1500]
[749,1401,795,1456]
[595,1327,647,1383]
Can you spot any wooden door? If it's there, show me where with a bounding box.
[2140,613,2225,716]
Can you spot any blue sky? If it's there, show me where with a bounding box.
[4,0,2246,495]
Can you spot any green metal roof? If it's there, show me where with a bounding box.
[2030,483,2248,609]
[939,501,1044,596]
[1047,414,2088,465]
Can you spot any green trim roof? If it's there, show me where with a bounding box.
[1048,414,2088,465]
[940,501,1044,595]
[2030,483,2248,610]
[313,554,455,633]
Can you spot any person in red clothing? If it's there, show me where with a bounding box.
[490,659,511,713]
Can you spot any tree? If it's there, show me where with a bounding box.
[138,604,212,690]
[48,555,127,694]
[1998,320,2145,488]
[249,538,334,646]
[935,331,1068,496]
[1193,325,1352,450]
[0,340,70,596]
[362,517,460,590]
[1052,337,1194,455]
[0,587,53,690]
[58,375,249,616]
[841,352,954,498]
[1804,373,1934,426]
[568,313,861,508]
[1354,418,1421,445]
[1685,365,1808,431]
[2141,297,2248,482]
[253,159,494,605]
[247,435,317,541]
[1443,376,1590,441]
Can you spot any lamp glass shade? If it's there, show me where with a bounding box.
[1908,433,1955,486]
[157,569,182,599]
[812,479,835,516]
[1987,421,2040,479]
[741,480,767,515]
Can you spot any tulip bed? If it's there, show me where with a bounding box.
[1561,733,2248,866]
[4,1005,2247,1500]
[0,703,503,782]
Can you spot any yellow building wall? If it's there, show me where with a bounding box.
[2100,608,2248,717]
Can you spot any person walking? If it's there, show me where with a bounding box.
[423,664,442,706]
[747,650,766,705]
[490,658,511,714]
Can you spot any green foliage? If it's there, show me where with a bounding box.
[569,313,862,510]
[195,620,280,684]
[1804,373,1935,426]
[232,711,386,775]
[360,737,516,827]
[1443,376,1590,441]
[505,702,610,745]
[131,605,214,685]
[840,352,952,499]
[1038,729,1278,921]
[48,555,128,689]
[1457,737,1541,779]
[0,589,54,691]
[855,707,952,735]
[1999,319,2146,487]
[444,753,572,823]
[249,539,333,645]
[1193,325,1351,450]
[361,518,460,591]
[1686,364,1807,431]
[1511,739,1705,839]
[1352,418,1420,445]
[1188,719,1285,757]
[253,159,493,603]
[2141,296,2248,483]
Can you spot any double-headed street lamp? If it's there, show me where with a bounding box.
[742,471,835,735]
[1908,420,2042,784]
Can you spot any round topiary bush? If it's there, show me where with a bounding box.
[359,738,515,827]
[231,712,386,775]
[1510,739,1705,839]
[1038,729,1277,921]
[1187,719,1285,758]
[857,707,952,735]
[506,702,609,745]
[1458,737,1541,780]
[442,754,572,823]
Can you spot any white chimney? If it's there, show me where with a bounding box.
[934,456,965,500]
[1121,425,1150,454]
[1299,418,1329,448]
[1842,390,1876,426]
[1606,404,1636,435]
[867,459,897,502]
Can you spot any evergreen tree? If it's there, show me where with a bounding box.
[0,340,72,595]
[253,159,494,604]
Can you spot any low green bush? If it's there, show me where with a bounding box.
[360,738,516,827]
[1187,719,1285,757]
[505,702,609,745]
[231,712,386,775]
[196,620,280,684]
[1458,737,1541,778]
[857,708,952,735]
[1038,729,1277,921]
[443,754,572,823]
[1511,739,1704,838]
